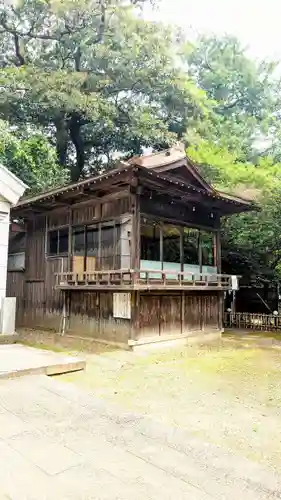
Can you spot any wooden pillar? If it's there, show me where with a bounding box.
[44,214,48,257]
[68,207,73,272]
[181,291,185,334]
[215,230,222,273]
[216,229,223,330]
[198,231,203,273]
[135,188,141,271]
[43,215,49,321]
[83,226,87,274]
[218,291,224,331]
[160,223,163,270]
[130,182,141,272]
[131,290,140,341]
[98,222,102,270]
[180,227,184,273]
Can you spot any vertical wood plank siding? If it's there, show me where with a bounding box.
[138,292,220,340]
[69,291,131,344]
[24,282,45,327]
[48,208,69,229]
[6,271,25,324]
[160,295,182,335]
[73,205,99,225]
[139,295,160,337]
[44,257,68,329]
[25,216,46,280]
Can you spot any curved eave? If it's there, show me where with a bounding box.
[11,165,133,217]
[216,190,258,215]
[139,168,257,214]
[11,161,258,219]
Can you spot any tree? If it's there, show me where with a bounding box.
[183,35,281,284]
[0,0,211,181]
[0,121,69,194]
[185,35,279,159]
[188,139,281,283]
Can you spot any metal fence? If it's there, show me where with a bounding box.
[224,312,281,331]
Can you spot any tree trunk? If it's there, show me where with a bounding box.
[69,113,85,182]
[55,117,69,166]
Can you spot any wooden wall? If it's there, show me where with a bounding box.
[7,194,133,335]
[25,216,46,280]
[6,271,25,325]
[138,291,221,339]
[69,291,131,344]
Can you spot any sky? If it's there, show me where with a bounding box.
[143,0,281,61]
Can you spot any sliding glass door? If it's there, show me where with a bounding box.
[140,218,218,277]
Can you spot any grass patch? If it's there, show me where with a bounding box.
[20,339,69,354]
[60,334,281,471]
[19,328,281,471]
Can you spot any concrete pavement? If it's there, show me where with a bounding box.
[0,375,280,499]
[0,344,85,379]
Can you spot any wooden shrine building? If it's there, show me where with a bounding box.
[7,145,254,348]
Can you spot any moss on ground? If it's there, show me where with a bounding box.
[19,328,281,471]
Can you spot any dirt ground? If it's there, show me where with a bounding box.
[19,329,281,473]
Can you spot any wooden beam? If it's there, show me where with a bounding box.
[141,212,218,233]
[65,188,130,209]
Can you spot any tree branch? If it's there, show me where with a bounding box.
[74,46,81,72]
[13,33,25,66]
[69,113,85,181]
[94,0,106,44]
[0,15,69,41]
[54,116,69,167]
[217,97,244,112]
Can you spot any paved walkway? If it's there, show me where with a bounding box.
[0,344,85,379]
[0,376,280,499]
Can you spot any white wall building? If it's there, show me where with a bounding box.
[0,165,27,333]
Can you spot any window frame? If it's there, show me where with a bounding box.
[7,252,25,272]
[47,227,70,256]
[71,220,121,271]
[140,216,218,273]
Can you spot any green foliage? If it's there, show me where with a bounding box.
[185,35,281,283]
[188,139,281,281]
[186,35,279,159]
[0,0,211,180]
[188,140,281,193]
[0,121,69,194]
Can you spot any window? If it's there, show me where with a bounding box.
[7,252,25,271]
[183,228,199,265]
[72,222,121,271]
[141,222,160,262]
[201,231,215,267]
[59,228,69,253]
[100,223,115,269]
[49,230,58,255]
[86,225,99,271]
[48,228,69,255]
[87,226,99,258]
[162,225,181,263]
[73,227,85,256]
